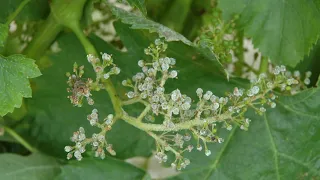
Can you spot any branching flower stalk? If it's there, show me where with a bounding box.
[64,39,310,170]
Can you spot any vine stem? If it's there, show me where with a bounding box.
[24,14,63,60]
[3,126,37,153]
[5,0,31,26]
[122,113,230,131]
[121,93,265,132]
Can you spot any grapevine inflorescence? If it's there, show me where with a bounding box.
[65,39,310,170]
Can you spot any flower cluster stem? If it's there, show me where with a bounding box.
[137,105,151,122]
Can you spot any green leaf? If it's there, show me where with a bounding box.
[111,5,192,45]
[55,157,150,180]
[125,0,147,15]
[0,54,41,116]
[110,5,227,76]
[219,0,320,67]
[0,153,60,180]
[0,23,8,48]
[169,85,320,179]
[0,0,49,23]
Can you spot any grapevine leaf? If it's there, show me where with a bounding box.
[110,5,227,76]
[0,153,60,180]
[0,23,8,48]
[0,0,49,23]
[55,157,150,180]
[0,54,41,116]
[169,82,320,179]
[219,0,320,67]
[110,5,192,45]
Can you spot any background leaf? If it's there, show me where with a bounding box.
[0,54,41,116]
[0,153,60,180]
[0,0,49,23]
[169,82,320,179]
[219,0,320,67]
[55,157,150,180]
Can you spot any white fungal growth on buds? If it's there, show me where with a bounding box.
[66,39,310,170]
[102,53,111,61]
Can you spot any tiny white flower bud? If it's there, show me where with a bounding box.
[260,107,266,112]
[212,102,219,110]
[122,80,127,86]
[304,78,310,85]
[251,86,260,95]
[170,58,176,65]
[64,146,72,152]
[205,150,211,156]
[197,145,202,151]
[127,91,135,98]
[293,70,300,77]
[102,53,111,61]
[204,91,213,100]
[196,88,203,97]
[138,60,144,67]
[103,73,110,79]
[161,63,169,71]
[112,67,121,75]
[273,66,280,75]
[172,107,180,115]
[306,71,312,78]
[169,70,178,78]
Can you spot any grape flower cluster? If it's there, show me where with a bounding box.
[119,39,307,170]
[64,39,309,170]
[66,52,120,107]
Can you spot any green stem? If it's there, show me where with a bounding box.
[137,105,151,122]
[24,14,63,60]
[5,0,31,26]
[259,56,269,74]
[121,93,266,132]
[3,126,37,153]
[70,23,97,55]
[122,113,230,132]
[104,80,123,118]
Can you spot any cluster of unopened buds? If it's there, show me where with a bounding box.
[65,52,120,160]
[64,109,116,161]
[66,52,120,107]
[64,39,309,170]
